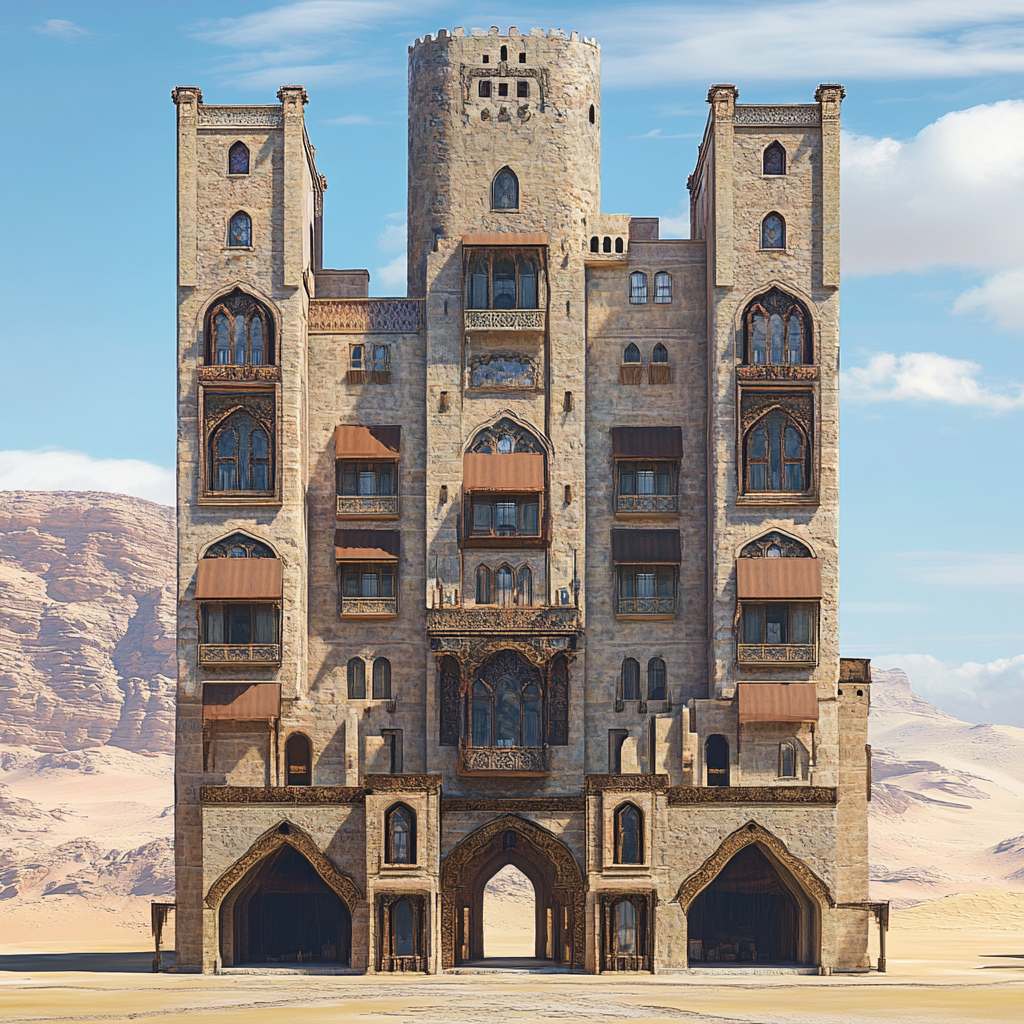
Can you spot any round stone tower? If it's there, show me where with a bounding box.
[407,26,602,296]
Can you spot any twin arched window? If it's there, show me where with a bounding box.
[210,409,272,492]
[385,803,416,864]
[206,292,273,366]
[620,657,666,701]
[492,167,519,210]
[228,210,252,247]
[229,141,250,175]
[746,297,806,367]
[745,409,808,492]
[761,213,785,250]
[347,656,391,698]
[614,803,643,864]
[763,141,786,175]
[471,674,542,748]
[475,564,532,606]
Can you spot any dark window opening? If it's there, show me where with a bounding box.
[341,563,395,599]
[763,141,786,175]
[204,533,275,559]
[622,343,641,364]
[347,657,366,699]
[590,235,600,253]
[780,741,797,778]
[482,54,489,63]
[470,497,540,538]
[609,729,628,772]
[617,565,676,615]
[647,658,666,701]
[621,658,640,701]
[382,729,403,774]
[517,81,529,98]
[201,602,278,645]
[229,141,250,175]
[205,291,275,367]
[479,80,491,98]
[500,45,508,61]
[615,803,643,864]
[372,657,392,699]
[615,237,624,253]
[603,236,612,253]
[285,733,312,786]
[618,461,675,497]
[761,213,785,249]
[492,167,519,210]
[469,660,542,749]
[706,734,730,786]
[652,343,668,363]
[498,82,509,97]
[385,804,415,863]
[589,104,596,124]
[466,252,539,309]
[518,51,526,63]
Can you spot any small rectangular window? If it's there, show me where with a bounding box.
[498,82,509,97]
[517,81,529,98]
[382,730,403,773]
[518,52,527,63]
[351,345,363,370]
[478,80,491,98]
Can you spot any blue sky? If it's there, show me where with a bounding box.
[0,2,1022,723]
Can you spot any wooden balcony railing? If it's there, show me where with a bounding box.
[336,495,399,517]
[619,364,643,385]
[738,643,818,666]
[615,494,679,515]
[616,597,676,617]
[199,643,281,667]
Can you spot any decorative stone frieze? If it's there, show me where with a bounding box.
[308,299,423,333]
[666,786,837,805]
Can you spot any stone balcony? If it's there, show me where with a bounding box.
[458,744,548,777]
[616,597,676,618]
[340,596,398,618]
[199,643,281,668]
[738,643,818,666]
[464,309,545,333]
[336,495,399,518]
[615,494,679,515]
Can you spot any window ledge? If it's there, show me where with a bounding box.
[198,495,282,507]
[735,493,818,508]
[379,863,421,873]
[615,613,677,621]
[222,246,256,254]
[602,863,651,874]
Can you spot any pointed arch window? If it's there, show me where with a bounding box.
[385,804,416,864]
[515,565,533,606]
[469,657,545,749]
[761,212,785,250]
[492,167,519,210]
[745,409,809,493]
[623,343,641,364]
[347,657,366,699]
[372,657,391,699]
[205,291,274,366]
[475,564,493,605]
[763,141,786,175]
[652,344,668,363]
[209,409,272,493]
[745,291,808,366]
[228,141,250,175]
[495,565,514,606]
[621,658,640,701]
[228,210,252,247]
[647,658,666,701]
[614,803,643,864]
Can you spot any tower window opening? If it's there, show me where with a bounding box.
[518,51,526,63]
[615,237,624,253]
[482,54,489,63]
[492,167,519,210]
[500,45,508,62]
[498,82,509,98]
[228,141,249,175]
[763,141,786,175]
[589,104,596,124]
[761,212,786,250]
[227,211,252,248]
[517,81,529,98]
[603,236,612,253]
[590,236,599,253]
[479,80,491,98]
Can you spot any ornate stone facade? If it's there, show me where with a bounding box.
[173,27,871,977]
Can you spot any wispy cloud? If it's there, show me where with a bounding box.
[951,268,1024,333]
[889,552,1024,590]
[841,352,1024,412]
[0,450,174,506]
[324,113,379,125]
[628,128,697,139]
[32,19,88,40]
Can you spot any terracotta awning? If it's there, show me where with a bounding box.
[462,232,548,246]
[334,424,401,459]
[463,452,545,492]
[736,558,822,599]
[203,682,281,721]
[334,529,400,561]
[611,426,683,459]
[611,529,682,564]
[738,683,819,723]
[195,558,283,600]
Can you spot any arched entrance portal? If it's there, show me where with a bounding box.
[441,815,584,969]
[483,864,536,957]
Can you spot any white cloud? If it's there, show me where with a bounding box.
[0,450,174,507]
[377,221,406,254]
[324,114,378,125]
[840,352,1024,412]
[374,255,406,294]
[951,267,1024,332]
[890,552,1024,590]
[593,1,1024,86]
[873,653,1024,727]
[192,1,400,47]
[32,19,88,40]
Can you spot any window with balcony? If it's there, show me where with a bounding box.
[336,531,400,617]
[200,603,279,666]
[342,564,395,611]
[470,497,540,538]
[205,291,274,367]
[617,565,676,617]
[466,252,538,309]
[617,461,677,514]
[471,676,542,748]
[337,462,397,515]
[740,603,817,665]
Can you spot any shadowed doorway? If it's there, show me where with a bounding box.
[482,864,536,958]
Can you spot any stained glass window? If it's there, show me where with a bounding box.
[492,167,519,209]
[228,211,252,247]
[745,410,807,492]
[761,213,785,249]
[228,141,250,175]
[763,141,785,175]
[745,291,808,365]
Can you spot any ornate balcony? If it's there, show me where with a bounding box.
[458,745,549,777]
[464,309,545,332]
[616,597,676,618]
[199,643,281,667]
[738,643,817,666]
[340,596,398,618]
[615,494,679,515]
[336,495,399,518]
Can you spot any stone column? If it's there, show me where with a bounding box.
[278,86,308,289]
[815,84,845,289]
[707,84,738,288]
[171,87,201,288]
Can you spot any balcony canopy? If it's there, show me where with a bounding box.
[463,452,545,492]
[736,558,822,599]
[462,232,548,247]
[334,529,400,561]
[611,529,682,564]
[196,557,282,600]
[202,682,281,721]
[334,424,401,459]
[611,426,683,459]
[738,683,819,723]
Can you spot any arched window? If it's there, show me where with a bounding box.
[372,657,391,699]
[780,741,797,778]
[629,271,648,304]
[647,658,666,701]
[475,564,493,605]
[469,654,544,749]
[468,417,543,454]
[471,680,492,747]
[761,212,785,249]
[615,237,624,253]
[205,291,273,366]
[615,803,643,864]
[745,409,808,492]
[347,657,366,699]
[228,141,250,175]
[706,734,730,787]
[209,411,272,492]
[385,804,416,864]
[499,44,508,61]
[654,272,672,303]
[589,104,596,124]
[228,210,252,247]
[744,288,809,365]
[392,899,415,957]
[615,899,637,953]
[763,141,786,175]
[285,733,311,785]
[515,565,533,606]
[623,343,641,364]
[495,566,514,606]
[621,658,640,701]
[652,343,668,363]
[603,236,612,253]
[492,167,519,210]
[204,532,275,559]
[522,681,542,747]
[590,236,600,253]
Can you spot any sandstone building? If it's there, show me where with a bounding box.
[172,25,879,975]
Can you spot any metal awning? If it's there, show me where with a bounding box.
[463,452,545,492]
[334,529,400,561]
[462,232,548,246]
[738,683,819,723]
[334,424,401,459]
[611,529,682,564]
[202,682,281,721]
[736,558,822,599]
[195,558,283,600]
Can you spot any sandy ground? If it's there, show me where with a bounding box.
[1,895,1021,1024]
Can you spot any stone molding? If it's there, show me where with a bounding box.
[204,821,363,912]
[674,820,835,911]
[364,773,442,794]
[585,774,668,793]
[464,309,545,332]
[199,365,282,383]
[200,785,365,804]
[309,299,423,334]
[442,796,585,812]
[198,106,284,127]
[734,105,820,126]
[736,365,819,382]
[667,786,837,805]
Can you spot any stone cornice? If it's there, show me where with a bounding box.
[667,785,837,805]
[584,774,669,793]
[442,796,584,812]
[200,785,364,804]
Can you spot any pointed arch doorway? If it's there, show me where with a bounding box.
[441,815,584,969]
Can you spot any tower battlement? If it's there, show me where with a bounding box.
[410,26,600,52]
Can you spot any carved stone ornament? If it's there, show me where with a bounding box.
[740,389,813,438]
[440,814,585,969]
[442,796,584,812]
[585,774,668,793]
[200,785,365,804]
[736,364,818,382]
[464,309,545,332]
[733,105,820,126]
[469,352,539,390]
[666,786,836,805]
[198,106,284,127]
[200,365,282,383]
[674,820,834,911]
[204,819,363,911]
[309,299,423,334]
[364,773,441,794]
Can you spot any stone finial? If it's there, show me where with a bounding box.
[706,83,738,118]
[815,83,846,117]
[171,86,202,112]
[277,85,309,107]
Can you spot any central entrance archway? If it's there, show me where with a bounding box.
[441,815,584,969]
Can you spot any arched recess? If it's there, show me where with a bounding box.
[465,412,551,458]
[440,814,585,969]
[201,530,279,560]
[194,280,283,351]
[735,528,815,560]
[206,821,363,966]
[675,821,833,966]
